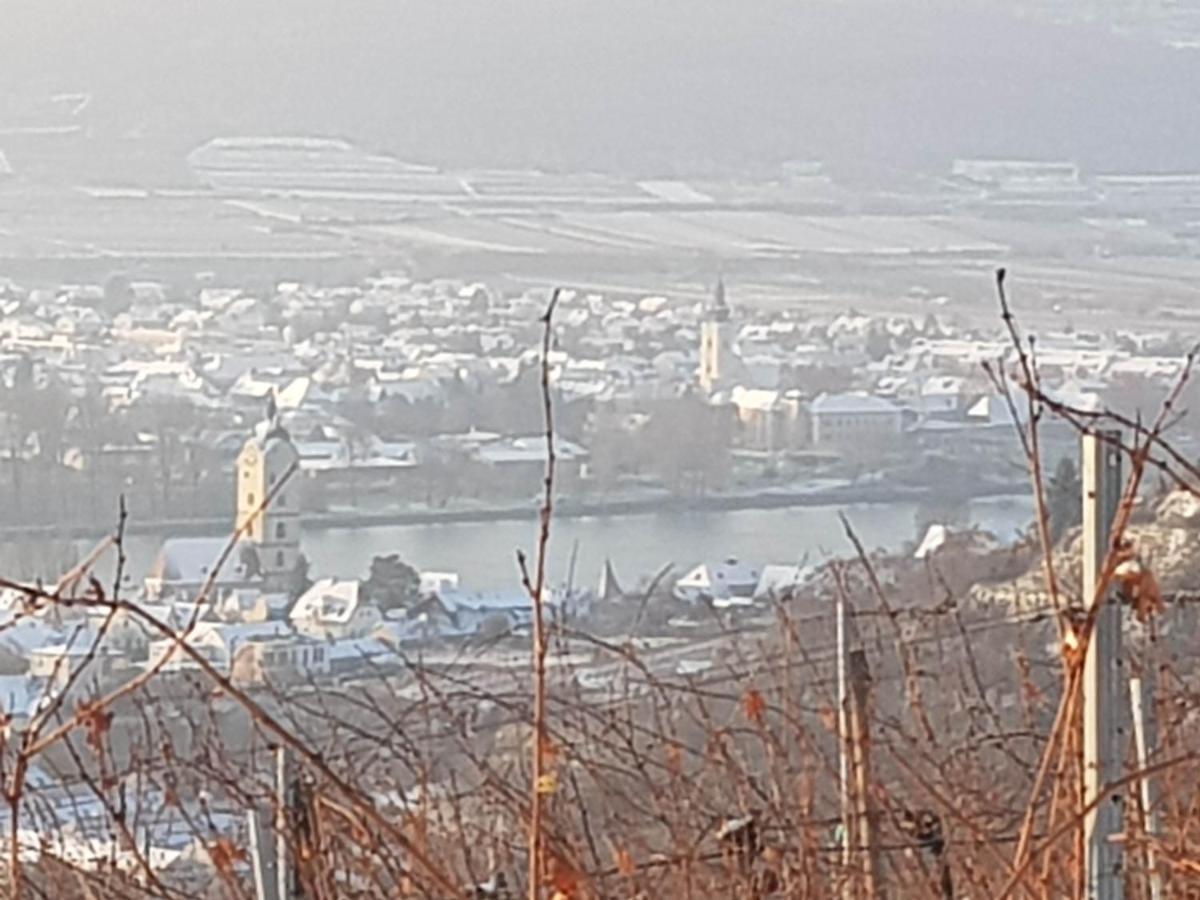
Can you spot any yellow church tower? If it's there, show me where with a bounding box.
[699,277,733,395]
[236,396,301,588]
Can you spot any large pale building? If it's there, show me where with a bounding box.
[236,404,301,588]
[809,392,903,451]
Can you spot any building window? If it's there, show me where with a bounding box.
[275,551,285,568]
[276,522,287,540]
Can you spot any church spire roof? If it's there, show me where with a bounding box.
[707,277,730,322]
[252,388,291,447]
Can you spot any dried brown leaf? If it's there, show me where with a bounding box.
[742,688,767,726]
[614,846,636,877]
[76,702,114,753]
[208,837,247,878]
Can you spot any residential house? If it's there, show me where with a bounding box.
[215,588,291,623]
[229,633,329,686]
[147,620,292,674]
[290,578,382,641]
[28,640,122,688]
[919,375,970,418]
[474,436,588,496]
[674,558,762,607]
[83,601,178,661]
[441,586,542,636]
[385,585,549,641]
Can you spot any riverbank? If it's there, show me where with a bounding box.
[1,478,1029,544]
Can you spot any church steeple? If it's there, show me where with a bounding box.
[699,277,734,394]
[708,276,730,322]
[237,402,301,590]
[261,388,289,443]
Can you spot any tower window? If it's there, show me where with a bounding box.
[246,493,256,507]
[276,522,287,540]
[275,551,285,568]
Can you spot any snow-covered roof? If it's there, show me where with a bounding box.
[811,392,901,416]
[915,524,952,559]
[920,375,966,396]
[0,595,64,656]
[476,436,587,465]
[730,385,782,412]
[966,393,1022,427]
[914,524,1001,559]
[675,558,762,598]
[439,587,535,615]
[420,571,459,594]
[148,537,253,587]
[183,620,292,654]
[291,578,363,625]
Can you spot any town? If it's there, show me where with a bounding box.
[0,257,1195,543]
[3,4,1200,887]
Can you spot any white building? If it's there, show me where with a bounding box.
[229,633,330,686]
[809,393,904,449]
[919,375,969,417]
[28,641,122,688]
[674,558,762,607]
[289,578,382,641]
[146,620,292,674]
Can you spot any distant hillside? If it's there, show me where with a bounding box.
[1,0,1198,177]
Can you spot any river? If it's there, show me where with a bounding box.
[45,495,1034,594]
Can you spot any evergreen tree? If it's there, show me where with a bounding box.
[362,554,422,612]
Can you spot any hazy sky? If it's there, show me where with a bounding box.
[2,0,1198,176]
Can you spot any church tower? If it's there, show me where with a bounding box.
[236,396,301,589]
[699,277,733,395]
